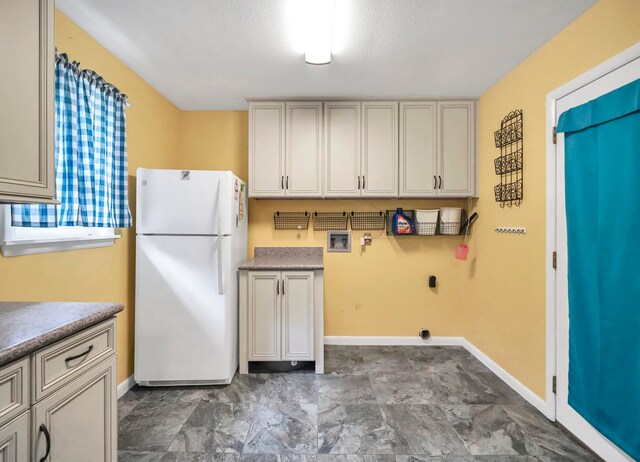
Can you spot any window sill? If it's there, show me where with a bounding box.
[1,234,121,257]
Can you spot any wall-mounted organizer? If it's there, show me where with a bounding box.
[312,212,349,231]
[385,209,476,236]
[273,212,310,230]
[494,110,523,207]
[350,211,386,231]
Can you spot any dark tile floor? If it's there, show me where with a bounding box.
[118,346,597,462]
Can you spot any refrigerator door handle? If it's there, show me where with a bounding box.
[217,237,224,295]
[217,180,225,295]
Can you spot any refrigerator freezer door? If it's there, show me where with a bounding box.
[135,234,235,384]
[136,168,234,235]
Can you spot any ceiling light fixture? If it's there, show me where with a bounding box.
[304,0,335,65]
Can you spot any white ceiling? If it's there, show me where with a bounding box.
[56,0,597,110]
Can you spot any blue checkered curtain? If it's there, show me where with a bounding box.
[11,54,132,228]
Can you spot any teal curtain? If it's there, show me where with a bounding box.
[557,78,640,460]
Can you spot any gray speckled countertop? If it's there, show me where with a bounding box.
[238,247,324,271]
[0,302,123,367]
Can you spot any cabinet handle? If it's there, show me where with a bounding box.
[282,279,285,295]
[281,176,284,190]
[433,176,437,189]
[286,176,289,190]
[277,279,279,295]
[39,424,51,462]
[64,344,94,365]
[438,175,442,189]
[362,176,365,189]
[357,176,361,190]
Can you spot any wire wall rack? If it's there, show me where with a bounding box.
[272,209,477,236]
[385,209,474,237]
[350,211,386,230]
[494,110,523,207]
[273,212,310,230]
[312,212,349,231]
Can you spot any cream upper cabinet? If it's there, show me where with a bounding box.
[249,98,477,199]
[323,102,361,197]
[285,102,322,197]
[249,102,286,197]
[249,102,322,198]
[399,102,437,197]
[0,0,55,204]
[400,100,476,198]
[437,100,477,197]
[361,102,398,197]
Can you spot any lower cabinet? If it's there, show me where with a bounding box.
[240,270,324,374]
[0,317,117,462]
[0,411,30,462]
[248,271,314,361]
[32,355,116,462]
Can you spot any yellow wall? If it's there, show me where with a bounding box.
[179,111,248,176]
[467,0,640,397]
[0,11,182,383]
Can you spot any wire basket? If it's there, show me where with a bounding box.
[312,212,348,231]
[494,114,523,148]
[350,211,386,230]
[386,209,415,236]
[494,148,523,175]
[494,179,523,203]
[415,222,438,235]
[273,212,309,230]
[438,209,468,235]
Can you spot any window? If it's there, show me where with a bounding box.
[0,53,131,257]
[0,206,118,257]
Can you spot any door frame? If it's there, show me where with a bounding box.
[545,41,640,450]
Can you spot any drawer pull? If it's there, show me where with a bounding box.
[39,424,51,461]
[64,345,94,365]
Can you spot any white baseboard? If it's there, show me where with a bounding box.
[460,339,552,418]
[117,374,136,399]
[324,335,550,418]
[324,336,465,346]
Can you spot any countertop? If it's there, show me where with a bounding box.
[0,302,123,367]
[238,247,324,271]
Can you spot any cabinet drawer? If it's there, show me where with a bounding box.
[32,319,116,402]
[0,358,29,427]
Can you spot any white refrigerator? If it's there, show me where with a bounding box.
[134,168,247,386]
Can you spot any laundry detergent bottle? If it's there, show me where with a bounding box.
[392,208,415,235]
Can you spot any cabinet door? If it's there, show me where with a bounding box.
[286,102,323,197]
[32,355,116,462]
[248,272,281,361]
[437,101,476,197]
[324,102,361,197]
[0,411,29,462]
[399,102,437,197]
[361,102,398,197]
[0,0,55,203]
[249,102,286,197]
[281,271,314,361]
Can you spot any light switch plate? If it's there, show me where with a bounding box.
[327,231,351,253]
